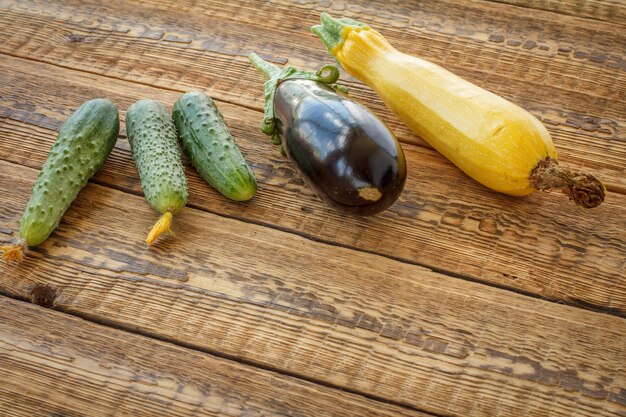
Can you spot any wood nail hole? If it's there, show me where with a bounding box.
[68,34,85,42]
[29,284,59,308]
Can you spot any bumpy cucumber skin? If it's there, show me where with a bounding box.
[126,99,188,215]
[19,99,120,247]
[172,92,257,201]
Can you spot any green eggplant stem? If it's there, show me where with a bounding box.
[248,53,280,80]
[248,51,348,145]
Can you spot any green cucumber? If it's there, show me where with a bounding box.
[172,92,257,201]
[1,98,119,262]
[125,99,188,245]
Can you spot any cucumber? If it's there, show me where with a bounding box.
[125,99,188,245]
[172,92,257,201]
[1,98,119,262]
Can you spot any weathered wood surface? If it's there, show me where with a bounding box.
[0,297,427,417]
[0,0,625,416]
[1,54,624,315]
[1,0,624,191]
[1,160,625,416]
[490,0,626,23]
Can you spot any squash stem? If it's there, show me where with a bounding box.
[248,53,280,80]
[311,12,368,55]
[530,157,605,208]
[146,212,174,245]
[0,242,25,263]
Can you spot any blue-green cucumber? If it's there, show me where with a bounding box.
[1,98,120,262]
[125,99,188,245]
[172,92,257,201]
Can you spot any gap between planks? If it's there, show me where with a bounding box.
[1,125,623,319]
[5,157,624,413]
[0,45,623,195]
[0,49,623,195]
[0,294,438,417]
[86,178,626,319]
[1,56,624,317]
[1,50,624,317]
[482,0,626,25]
[1,1,626,193]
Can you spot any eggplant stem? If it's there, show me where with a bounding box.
[0,242,25,263]
[248,53,280,80]
[315,64,340,84]
[530,157,605,208]
[248,52,348,150]
[146,212,174,245]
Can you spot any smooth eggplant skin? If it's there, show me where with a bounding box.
[273,79,406,215]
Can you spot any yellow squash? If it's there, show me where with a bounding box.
[312,13,605,208]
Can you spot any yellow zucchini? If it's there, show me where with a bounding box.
[312,13,605,208]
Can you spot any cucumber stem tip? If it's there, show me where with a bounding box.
[0,242,26,263]
[146,212,174,245]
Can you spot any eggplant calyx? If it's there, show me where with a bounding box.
[248,52,348,146]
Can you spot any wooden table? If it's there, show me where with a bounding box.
[0,0,624,416]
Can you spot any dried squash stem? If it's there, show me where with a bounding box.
[530,157,605,208]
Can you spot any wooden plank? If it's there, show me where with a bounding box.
[0,0,624,171]
[1,159,625,416]
[486,0,626,24]
[0,296,426,417]
[1,54,624,314]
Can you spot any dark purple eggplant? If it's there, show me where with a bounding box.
[249,53,406,216]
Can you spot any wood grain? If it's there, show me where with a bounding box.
[487,0,626,23]
[1,1,624,415]
[0,296,428,417]
[0,0,624,177]
[1,159,625,417]
[1,54,624,315]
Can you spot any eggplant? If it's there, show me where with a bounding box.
[249,53,406,215]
